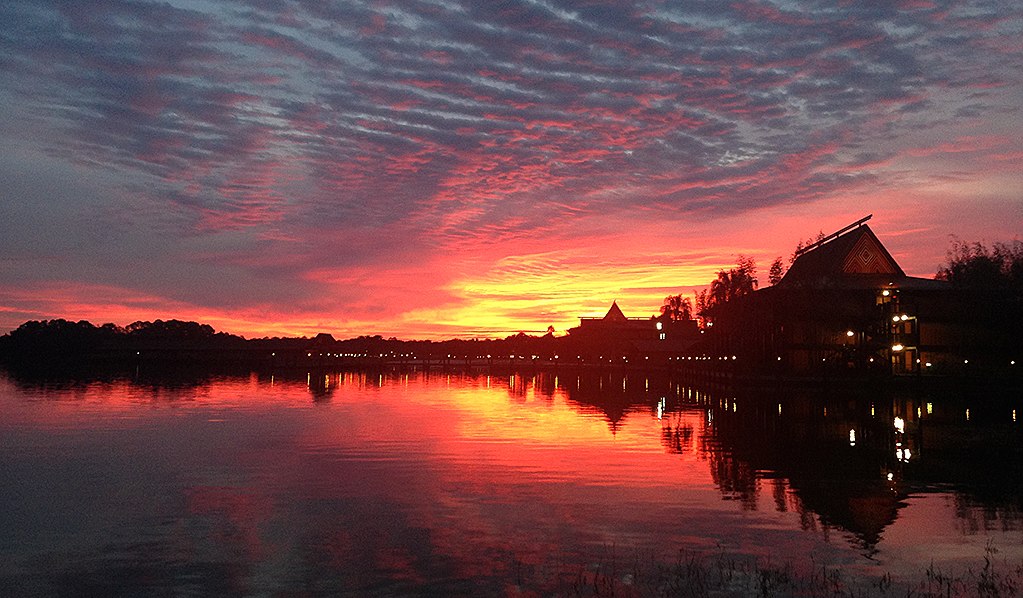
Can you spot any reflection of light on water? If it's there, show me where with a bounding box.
[849,429,856,446]
[966,408,970,421]
[9,368,1023,596]
[871,404,875,417]
[1013,410,1017,423]
[894,417,905,434]
[927,402,933,415]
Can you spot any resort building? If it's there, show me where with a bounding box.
[700,216,970,376]
[568,301,699,361]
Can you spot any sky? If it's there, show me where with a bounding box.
[0,0,1021,339]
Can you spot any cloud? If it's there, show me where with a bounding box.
[1,0,1021,336]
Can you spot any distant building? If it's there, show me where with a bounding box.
[568,301,699,361]
[572,301,657,341]
[700,216,971,376]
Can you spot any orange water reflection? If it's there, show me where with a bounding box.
[1,368,1021,594]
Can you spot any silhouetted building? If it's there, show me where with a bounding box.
[701,216,972,376]
[568,301,699,362]
[302,332,339,366]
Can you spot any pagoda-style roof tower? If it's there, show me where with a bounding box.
[603,300,628,322]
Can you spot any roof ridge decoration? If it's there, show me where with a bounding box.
[794,214,872,257]
[841,230,902,275]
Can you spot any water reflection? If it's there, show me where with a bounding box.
[498,368,1022,560]
[1,367,1020,595]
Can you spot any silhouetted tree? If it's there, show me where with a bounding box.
[768,257,785,286]
[709,255,757,307]
[695,257,758,323]
[695,289,709,321]
[790,230,826,264]
[126,319,216,341]
[1,319,122,363]
[660,294,693,321]
[935,239,1023,360]
[936,239,1023,290]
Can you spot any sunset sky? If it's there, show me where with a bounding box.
[1,1,1020,339]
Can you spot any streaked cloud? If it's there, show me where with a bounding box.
[1,0,1020,337]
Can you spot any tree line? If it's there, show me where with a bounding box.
[0,319,248,366]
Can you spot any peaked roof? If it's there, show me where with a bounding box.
[779,223,904,287]
[603,301,628,322]
[307,332,337,347]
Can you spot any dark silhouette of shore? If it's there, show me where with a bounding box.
[0,318,597,373]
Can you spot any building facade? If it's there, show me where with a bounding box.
[568,301,699,362]
[700,218,970,376]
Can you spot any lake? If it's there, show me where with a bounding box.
[1,367,1020,596]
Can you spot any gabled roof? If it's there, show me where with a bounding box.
[603,301,628,322]
[779,222,904,287]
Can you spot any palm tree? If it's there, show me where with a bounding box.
[660,294,693,321]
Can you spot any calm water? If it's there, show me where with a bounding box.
[1,368,1020,596]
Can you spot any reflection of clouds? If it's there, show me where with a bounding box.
[5,371,1023,592]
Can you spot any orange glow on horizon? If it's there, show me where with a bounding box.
[0,201,1006,340]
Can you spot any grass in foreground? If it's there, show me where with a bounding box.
[508,542,1023,597]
